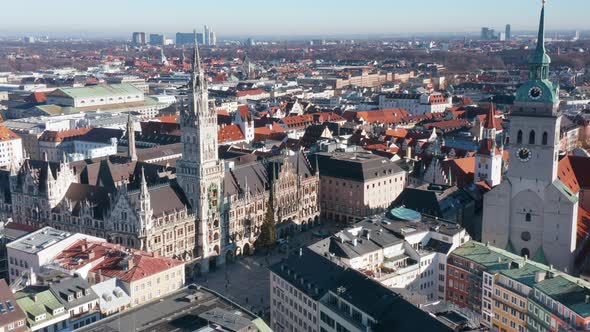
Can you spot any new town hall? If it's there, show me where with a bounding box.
[0,44,320,273]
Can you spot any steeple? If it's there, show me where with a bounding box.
[187,30,208,117]
[530,0,551,80]
[127,113,137,162]
[482,100,498,141]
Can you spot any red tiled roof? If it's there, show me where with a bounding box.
[25,91,48,103]
[567,155,590,188]
[385,128,408,139]
[558,156,581,194]
[0,126,20,141]
[446,157,476,187]
[281,114,314,129]
[38,127,91,143]
[235,89,267,97]
[153,115,178,123]
[345,108,408,124]
[477,139,502,156]
[237,105,252,121]
[314,112,346,123]
[484,103,497,130]
[218,124,245,143]
[65,241,186,283]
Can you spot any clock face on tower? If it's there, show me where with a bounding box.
[528,86,543,100]
[517,147,532,162]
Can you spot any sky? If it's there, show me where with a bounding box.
[0,0,588,38]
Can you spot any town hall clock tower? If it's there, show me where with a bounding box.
[177,34,225,271]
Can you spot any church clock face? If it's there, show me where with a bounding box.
[517,147,532,162]
[528,86,543,100]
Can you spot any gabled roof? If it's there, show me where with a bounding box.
[0,126,20,141]
[38,127,92,143]
[218,124,245,144]
[90,246,183,283]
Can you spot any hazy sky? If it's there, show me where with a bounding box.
[1,0,587,37]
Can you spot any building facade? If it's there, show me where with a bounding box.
[315,152,406,223]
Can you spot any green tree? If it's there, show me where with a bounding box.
[256,199,277,252]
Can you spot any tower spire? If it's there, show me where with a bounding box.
[536,0,547,55]
[529,0,551,80]
[127,113,137,162]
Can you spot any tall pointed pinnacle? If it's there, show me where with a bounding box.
[127,113,137,162]
[140,167,148,196]
[536,0,546,55]
[484,98,497,130]
[192,29,204,93]
[531,0,551,67]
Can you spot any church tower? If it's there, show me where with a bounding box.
[475,101,502,187]
[507,1,560,184]
[176,33,224,270]
[482,2,579,272]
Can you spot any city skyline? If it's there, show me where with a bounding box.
[1,0,588,38]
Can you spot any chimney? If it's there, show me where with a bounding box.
[535,271,546,283]
[352,238,357,247]
[127,258,135,270]
[586,295,590,304]
[299,248,303,257]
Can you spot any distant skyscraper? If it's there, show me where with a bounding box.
[574,30,580,41]
[176,32,204,45]
[505,24,512,41]
[480,27,496,40]
[209,31,216,46]
[204,25,210,45]
[149,34,165,46]
[498,32,506,41]
[132,32,146,45]
[246,38,255,47]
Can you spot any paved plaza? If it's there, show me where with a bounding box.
[192,223,342,322]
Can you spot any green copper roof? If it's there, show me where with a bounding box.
[553,179,579,204]
[532,246,549,265]
[15,289,67,327]
[515,4,558,105]
[451,241,521,272]
[506,239,515,253]
[499,263,545,288]
[56,83,143,99]
[535,276,590,318]
[530,4,551,65]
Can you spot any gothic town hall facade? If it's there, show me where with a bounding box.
[0,44,320,274]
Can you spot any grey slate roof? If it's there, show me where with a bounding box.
[49,277,98,310]
[313,152,403,182]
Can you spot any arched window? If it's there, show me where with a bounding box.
[517,130,523,144]
[529,130,535,145]
[525,213,531,222]
[542,132,548,145]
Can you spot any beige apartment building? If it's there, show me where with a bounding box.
[314,152,406,223]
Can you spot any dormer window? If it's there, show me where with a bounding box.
[67,294,73,301]
[76,291,82,298]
